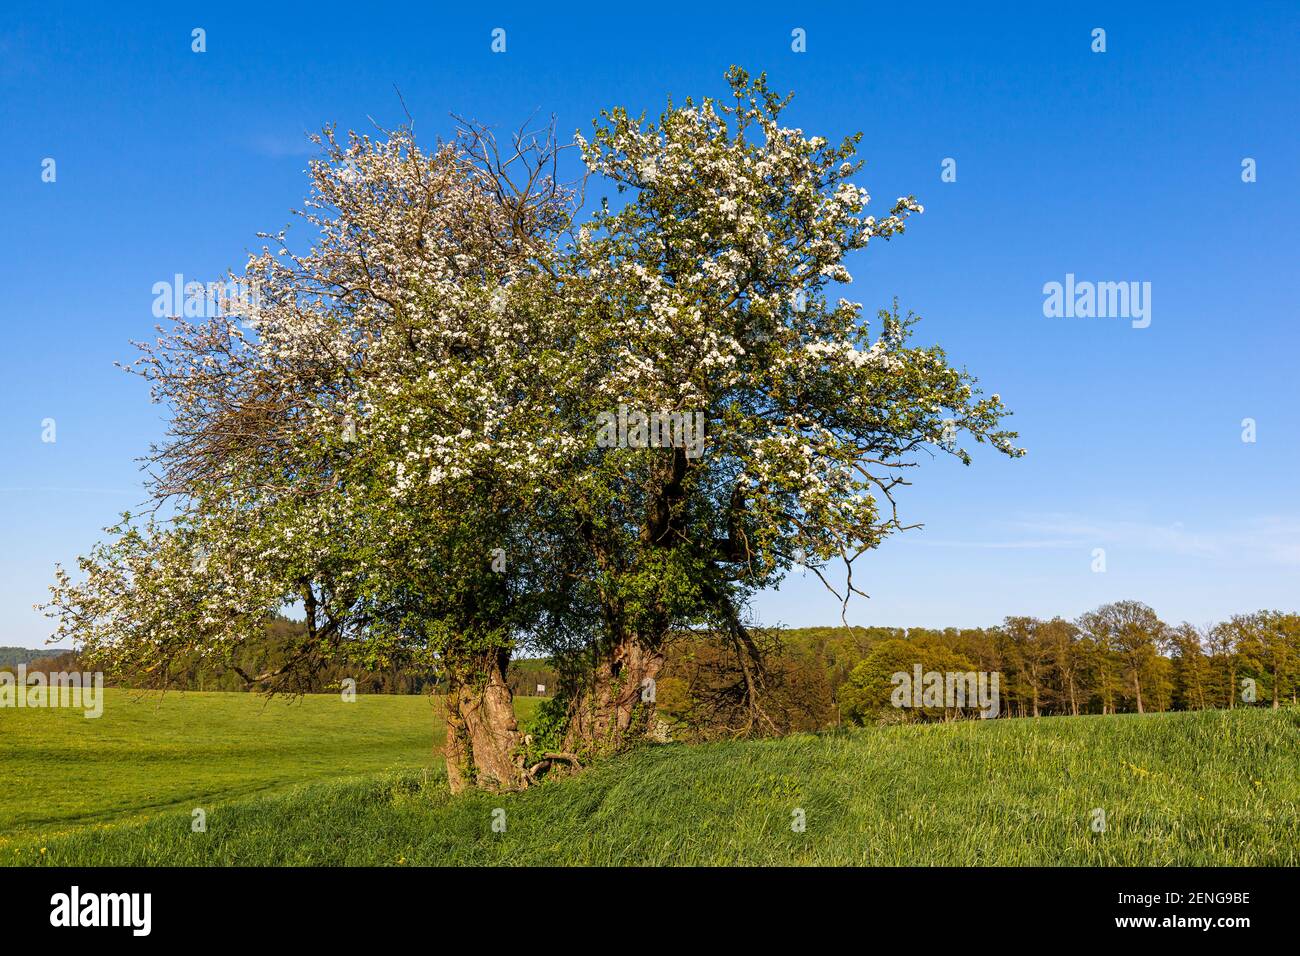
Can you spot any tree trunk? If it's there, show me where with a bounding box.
[563,631,664,756]
[443,648,525,794]
[1133,672,1144,714]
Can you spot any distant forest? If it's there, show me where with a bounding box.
[7,601,1295,740]
[4,618,544,698]
[658,604,1300,739]
[0,646,54,668]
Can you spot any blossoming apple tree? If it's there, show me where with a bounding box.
[45,123,590,792]
[46,68,1023,787]
[549,68,1024,748]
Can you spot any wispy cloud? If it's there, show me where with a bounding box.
[909,513,1300,566]
[1011,514,1218,557]
[908,536,1087,550]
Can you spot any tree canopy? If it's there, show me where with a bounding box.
[44,69,1024,791]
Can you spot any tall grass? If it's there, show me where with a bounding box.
[10,707,1296,866]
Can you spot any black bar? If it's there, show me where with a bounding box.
[0,866,1281,941]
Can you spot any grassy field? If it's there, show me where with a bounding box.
[0,688,538,848]
[3,697,1296,866]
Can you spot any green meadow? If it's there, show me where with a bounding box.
[0,688,540,848]
[2,691,1295,866]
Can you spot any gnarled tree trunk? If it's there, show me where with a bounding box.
[443,648,526,794]
[563,632,664,756]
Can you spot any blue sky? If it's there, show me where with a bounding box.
[2,1,1297,647]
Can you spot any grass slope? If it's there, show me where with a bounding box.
[8,707,1297,866]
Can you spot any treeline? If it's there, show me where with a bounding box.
[4,618,439,695]
[654,600,1300,736]
[0,646,54,668]
[14,602,1295,733]
[4,619,562,698]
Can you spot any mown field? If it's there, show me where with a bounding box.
[2,692,1296,866]
[0,688,538,849]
